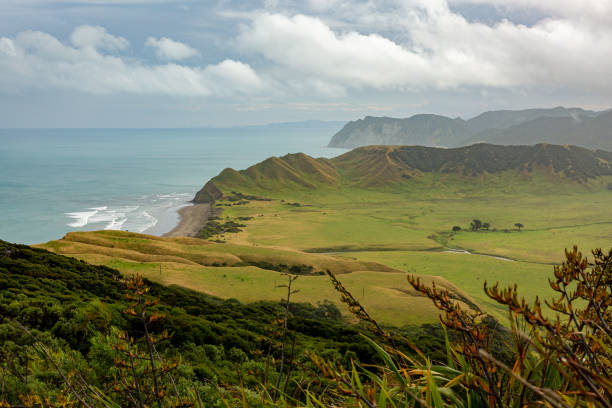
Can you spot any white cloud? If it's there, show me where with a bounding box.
[236,4,612,92]
[1,1,612,105]
[145,36,200,60]
[448,0,612,23]
[71,25,129,51]
[0,26,263,97]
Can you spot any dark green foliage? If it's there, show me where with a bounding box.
[470,219,482,231]
[470,219,494,231]
[196,219,246,239]
[452,226,461,232]
[0,239,397,405]
[245,260,319,275]
[385,143,612,181]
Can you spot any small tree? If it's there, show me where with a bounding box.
[470,219,482,231]
[514,222,523,231]
[482,222,490,230]
[452,226,461,232]
[272,274,299,401]
[115,275,183,407]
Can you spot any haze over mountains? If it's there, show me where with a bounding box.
[328,107,612,151]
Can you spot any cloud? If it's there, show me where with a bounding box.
[236,4,612,92]
[448,0,612,22]
[71,25,129,51]
[145,37,200,60]
[0,26,263,97]
[1,1,612,105]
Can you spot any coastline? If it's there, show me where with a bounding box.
[163,203,211,238]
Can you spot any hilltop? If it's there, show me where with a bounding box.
[195,143,612,198]
[328,107,612,150]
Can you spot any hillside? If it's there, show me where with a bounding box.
[0,238,407,405]
[466,110,612,150]
[328,106,609,149]
[195,143,612,199]
[328,114,471,148]
[466,106,598,134]
[37,230,478,326]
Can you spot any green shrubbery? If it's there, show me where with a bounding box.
[0,240,386,405]
[2,240,609,407]
[196,218,246,239]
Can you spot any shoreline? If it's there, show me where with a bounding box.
[163,203,211,238]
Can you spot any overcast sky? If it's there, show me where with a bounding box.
[1,0,611,127]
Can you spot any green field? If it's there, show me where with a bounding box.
[39,182,612,325]
[216,185,612,264]
[39,230,480,326]
[201,165,612,323]
[39,146,612,327]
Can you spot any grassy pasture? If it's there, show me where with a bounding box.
[37,169,612,327]
[217,186,612,265]
[337,250,554,320]
[204,177,612,322]
[38,231,479,326]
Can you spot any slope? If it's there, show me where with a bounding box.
[36,230,480,326]
[197,143,612,198]
[466,110,612,151]
[328,107,606,149]
[328,114,471,148]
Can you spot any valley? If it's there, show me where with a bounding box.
[39,143,612,326]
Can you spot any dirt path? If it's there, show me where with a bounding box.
[163,203,210,237]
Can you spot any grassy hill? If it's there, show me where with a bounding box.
[196,143,612,198]
[183,143,612,323]
[38,230,482,326]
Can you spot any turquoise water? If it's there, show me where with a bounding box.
[0,124,346,244]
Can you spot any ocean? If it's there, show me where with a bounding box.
[0,123,346,245]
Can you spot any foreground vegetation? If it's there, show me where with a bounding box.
[0,239,395,406]
[2,239,610,406]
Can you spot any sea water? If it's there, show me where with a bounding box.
[0,124,346,244]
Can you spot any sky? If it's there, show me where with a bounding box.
[0,0,611,127]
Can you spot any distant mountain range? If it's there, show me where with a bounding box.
[328,107,612,150]
[194,143,612,200]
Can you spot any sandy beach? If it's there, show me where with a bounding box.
[163,203,211,237]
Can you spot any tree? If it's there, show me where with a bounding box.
[470,219,482,231]
[514,222,523,231]
[452,226,461,232]
[482,222,490,230]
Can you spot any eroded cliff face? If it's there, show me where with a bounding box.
[193,180,223,203]
[328,115,471,148]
